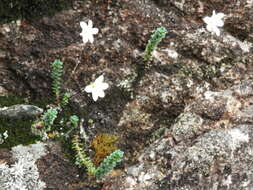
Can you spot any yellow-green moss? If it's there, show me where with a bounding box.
[92,133,119,167]
[0,95,26,107]
[0,94,79,166]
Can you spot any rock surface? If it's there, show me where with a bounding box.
[104,81,253,190]
[0,0,253,189]
[0,141,85,190]
[0,105,43,119]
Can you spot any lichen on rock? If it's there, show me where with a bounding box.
[0,104,43,120]
[0,142,47,190]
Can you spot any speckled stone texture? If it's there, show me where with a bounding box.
[0,0,253,189]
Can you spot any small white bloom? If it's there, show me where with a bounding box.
[203,10,225,36]
[84,75,109,101]
[3,130,8,139]
[80,20,99,44]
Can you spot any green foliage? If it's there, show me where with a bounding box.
[61,92,71,107]
[72,135,96,175]
[0,95,25,107]
[0,95,40,149]
[70,115,79,128]
[42,108,58,131]
[95,149,124,179]
[72,135,124,179]
[143,26,168,61]
[51,59,64,104]
[0,117,40,149]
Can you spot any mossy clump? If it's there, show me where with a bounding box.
[0,95,26,107]
[0,95,40,149]
[92,133,119,167]
[0,118,40,149]
[0,0,73,23]
[72,134,124,179]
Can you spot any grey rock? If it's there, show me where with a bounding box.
[166,125,253,190]
[126,164,144,177]
[1,0,253,189]
[0,104,43,119]
[106,79,253,190]
[171,112,204,142]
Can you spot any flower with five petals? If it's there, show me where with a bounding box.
[80,20,99,44]
[84,75,109,101]
[203,10,225,36]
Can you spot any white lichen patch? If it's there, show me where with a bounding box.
[117,73,137,99]
[226,96,241,115]
[228,128,249,150]
[152,48,179,64]
[171,112,204,141]
[11,142,47,161]
[223,34,252,53]
[204,91,221,101]
[186,127,250,165]
[222,175,232,188]
[164,49,179,59]
[246,0,253,7]
[174,0,185,10]
[0,142,47,190]
[125,176,137,189]
[204,90,240,116]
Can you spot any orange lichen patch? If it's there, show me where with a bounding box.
[92,133,119,167]
[47,132,56,138]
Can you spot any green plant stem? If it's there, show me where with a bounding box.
[143,26,167,61]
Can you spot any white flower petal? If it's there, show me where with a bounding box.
[85,84,93,93]
[203,16,211,24]
[88,20,93,28]
[100,82,109,90]
[89,35,94,43]
[95,75,104,84]
[80,20,98,44]
[203,10,224,36]
[82,36,89,44]
[92,93,99,101]
[80,21,87,29]
[84,75,109,101]
[98,90,105,98]
[92,28,99,34]
[206,24,215,32]
[215,13,225,20]
[213,26,221,36]
[212,10,216,16]
[215,19,224,27]
[3,131,8,139]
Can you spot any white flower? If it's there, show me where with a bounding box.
[3,131,8,139]
[203,10,225,36]
[84,75,109,101]
[80,20,99,44]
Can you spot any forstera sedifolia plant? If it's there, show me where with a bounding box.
[72,134,124,179]
[51,59,64,105]
[143,26,167,61]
